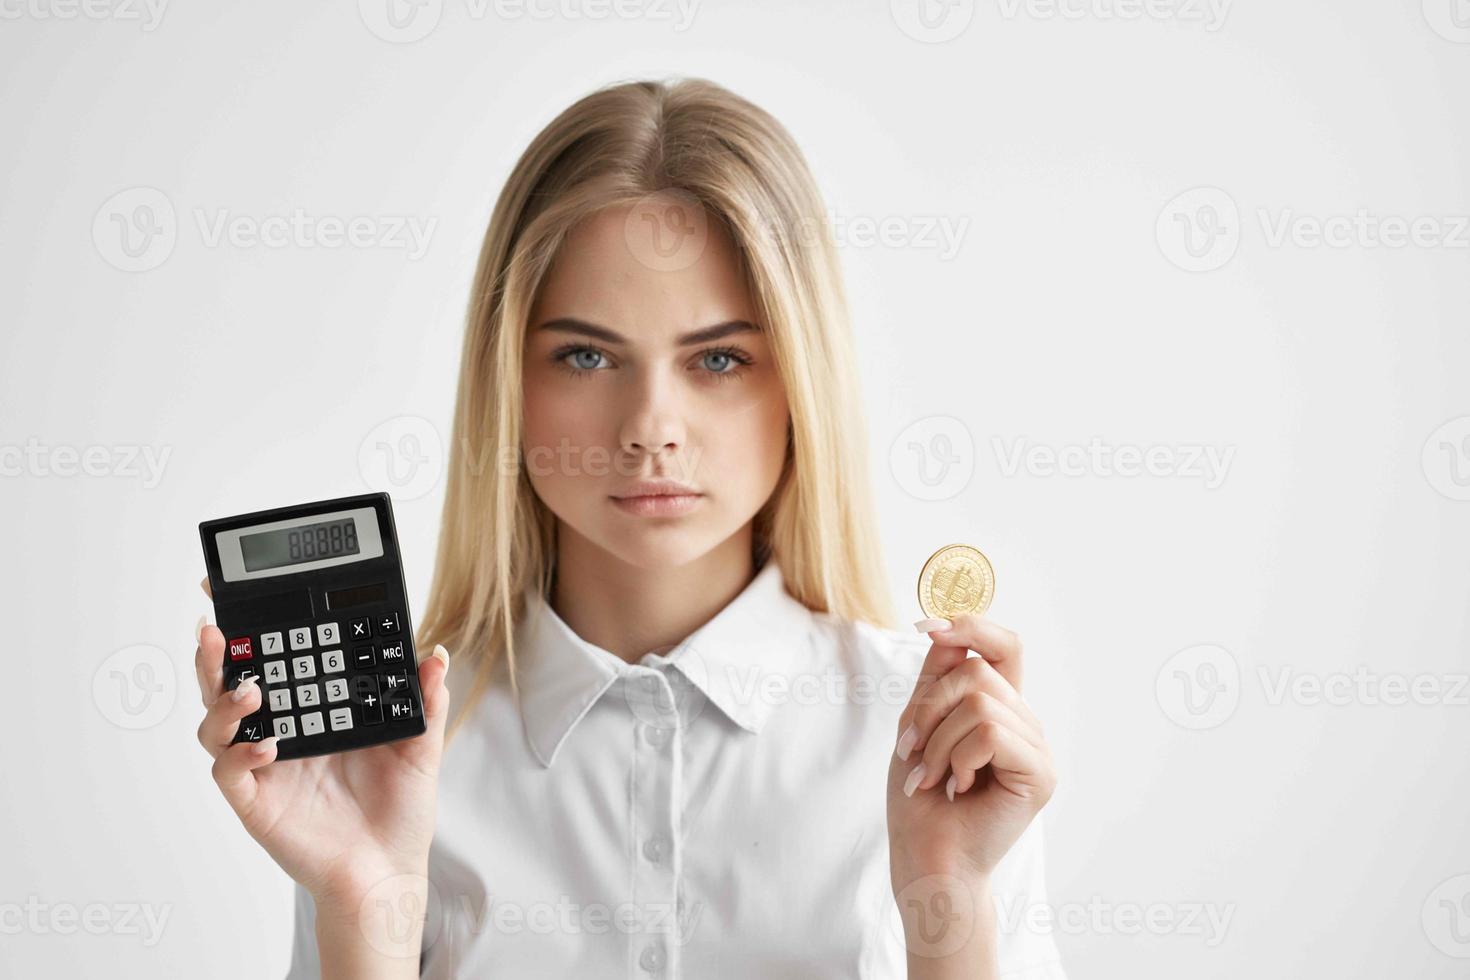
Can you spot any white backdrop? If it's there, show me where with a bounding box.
[3,1,1469,977]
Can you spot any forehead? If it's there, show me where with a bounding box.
[530,202,758,343]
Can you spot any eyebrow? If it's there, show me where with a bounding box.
[534,317,761,346]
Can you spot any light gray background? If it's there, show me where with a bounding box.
[3,1,1468,977]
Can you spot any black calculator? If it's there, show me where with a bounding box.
[199,492,427,760]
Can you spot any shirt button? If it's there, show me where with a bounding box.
[639,942,665,973]
[642,723,669,746]
[642,832,669,864]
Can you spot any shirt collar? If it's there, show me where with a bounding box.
[513,560,813,768]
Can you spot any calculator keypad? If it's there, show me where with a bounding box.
[228,608,423,752]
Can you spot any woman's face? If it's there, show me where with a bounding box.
[522,198,791,571]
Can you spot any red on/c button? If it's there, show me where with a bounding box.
[228,637,254,661]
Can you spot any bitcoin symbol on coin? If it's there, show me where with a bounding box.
[916,544,995,620]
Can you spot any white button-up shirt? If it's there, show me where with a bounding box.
[286,560,1067,978]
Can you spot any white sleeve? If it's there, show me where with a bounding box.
[283,881,321,979]
[992,820,1069,979]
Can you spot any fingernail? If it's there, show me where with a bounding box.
[431,644,450,666]
[231,676,257,702]
[195,614,208,644]
[252,735,278,756]
[945,773,957,802]
[896,723,918,761]
[913,618,951,633]
[903,762,927,797]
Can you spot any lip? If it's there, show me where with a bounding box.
[609,480,705,518]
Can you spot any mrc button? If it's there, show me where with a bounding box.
[378,639,407,665]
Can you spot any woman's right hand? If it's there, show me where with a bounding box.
[192,576,451,912]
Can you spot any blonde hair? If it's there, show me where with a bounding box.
[416,76,896,738]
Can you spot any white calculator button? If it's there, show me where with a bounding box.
[300,711,325,736]
[329,707,353,731]
[264,661,288,685]
[289,627,313,651]
[317,623,340,646]
[268,688,292,712]
[296,683,321,707]
[292,656,316,680]
[321,650,345,674]
[325,678,349,703]
[261,632,285,656]
[273,716,297,739]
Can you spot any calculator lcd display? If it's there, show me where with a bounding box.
[214,505,385,582]
[241,518,362,572]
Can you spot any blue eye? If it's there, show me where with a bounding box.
[571,349,604,371]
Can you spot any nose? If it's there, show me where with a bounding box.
[618,367,687,458]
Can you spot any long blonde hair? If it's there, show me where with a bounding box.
[416,76,896,738]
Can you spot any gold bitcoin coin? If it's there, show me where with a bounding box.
[917,544,995,620]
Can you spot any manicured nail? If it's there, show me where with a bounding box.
[896,723,918,761]
[431,644,450,666]
[231,675,258,702]
[903,762,927,797]
[252,735,278,756]
[913,618,951,633]
[195,614,208,644]
[945,774,957,802]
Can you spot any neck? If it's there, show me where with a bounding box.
[549,524,758,665]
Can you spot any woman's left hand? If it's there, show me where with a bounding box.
[886,613,1057,885]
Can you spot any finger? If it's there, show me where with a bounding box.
[910,688,1041,795]
[395,645,451,770]
[194,623,226,707]
[926,613,1024,693]
[948,720,1055,802]
[196,676,262,758]
[895,637,971,746]
[898,655,1040,762]
[200,575,213,599]
[211,736,278,818]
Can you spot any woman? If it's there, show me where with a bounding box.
[193,77,1065,979]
